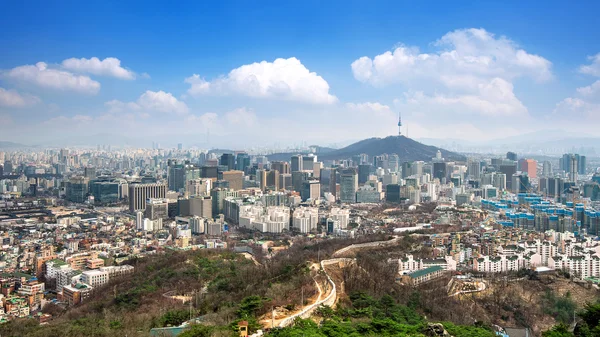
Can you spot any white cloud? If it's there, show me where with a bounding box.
[0,87,40,107]
[554,97,600,120]
[185,57,337,104]
[579,53,600,77]
[351,28,551,87]
[106,90,189,115]
[62,57,136,80]
[577,80,600,97]
[6,62,100,94]
[395,77,527,119]
[345,102,395,119]
[225,107,257,126]
[104,99,140,113]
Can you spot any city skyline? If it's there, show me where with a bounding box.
[1,1,600,148]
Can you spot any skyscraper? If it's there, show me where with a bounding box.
[358,164,372,184]
[339,168,358,203]
[520,159,537,178]
[220,153,235,171]
[301,179,320,202]
[499,163,517,190]
[271,161,290,175]
[129,183,167,212]
[235,152,250,172]
[506,152,517,161]
[388,154,399,173]
[66,177,89,203]
[291,155,303,172]
[302,155,316,172]
[542,161,552,177]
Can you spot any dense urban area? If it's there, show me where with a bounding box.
[0,137,599,337]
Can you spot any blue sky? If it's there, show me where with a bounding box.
[1,1,599,148]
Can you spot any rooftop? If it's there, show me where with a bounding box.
[408,266,444,279]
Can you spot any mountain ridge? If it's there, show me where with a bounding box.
[268,135,465,162]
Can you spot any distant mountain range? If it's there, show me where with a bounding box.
[268,136,465,162]
[0,141,31,149]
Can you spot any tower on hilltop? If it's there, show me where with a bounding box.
[397,111,402,136]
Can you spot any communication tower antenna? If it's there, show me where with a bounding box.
[398,111,402,136]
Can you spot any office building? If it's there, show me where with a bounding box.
[386,184,401,203]
[339,168,358,203]
[129,183,167,212]
[499,163,517,190]
[186,178,211,197]
[235,153,250,172]
[506,152,517,161]
[302,155,317,172]
[292,170,311,193]
[83,167,96,180]
[542,161,552,177]
[358,164,372,184]
[90,180,120,204]
[66,177,89,203]
[291,155,303,172]
[179,196,212,219]
[468,160,481,180]
[222,170,244,191]
[220,153,235,171]
[271,161,290,175]
[520,159,537,179]
[144,198,169,220]
[301,179,320,202]
[388,154,400,172]
[432,162,447,181]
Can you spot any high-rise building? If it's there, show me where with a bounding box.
[235,153,250,172]
[302,155,317,173]
[358,164,372,184]
[221,170,244,191]
[570,155,578,182]
[499,163,517,190]
[291,155,303,172]
[388,154,400,173]
[432,162,447,181]
[144,198,169,220]
[186,178,211,197]
[258,169,280,191]
[179,196,213,219]
[292,170,311,193]
[506,152,517,161]
[520,159,537,179]
[90,181,120,204]
[129,183,167,212]
[468,160,481,180]
[201,166,218,180]
[66,177,89,203]
[219,153,235,171]
[3,161,13,174]
[301,179,320,202]
[312,162,322,179]
[386,184,401,203]
[401,162,413,179]
[542,161,552,177]
[493,173,507,191]
[84,167,96,180]
[578,155,587,175]
[271,161,290,175]
[339,168,358,203]
[167,162,185,192]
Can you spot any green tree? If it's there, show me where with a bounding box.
[542,324,574,337]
